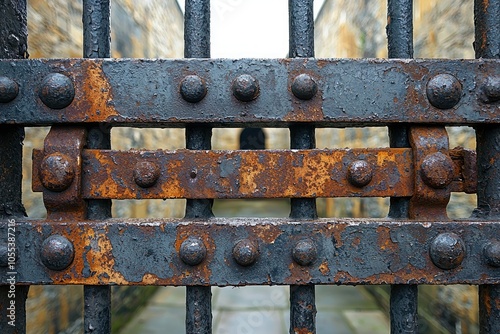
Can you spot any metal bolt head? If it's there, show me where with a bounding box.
[40,153,75,192]
[232,74,260,102]
[291,74,318,100]
[0,77,19,103]
[429,233,465,270]
[484,241,500,267]
[40,235,75,271]
[482,76,500,103]
[180,75,207,103]
[180,238,207,266]
[38,73,75,109]
[133,161,160,188]
[232,239,259,266]
[426,73,462,109]
[292,239,317,266]
[347,160,373,187]
[420,152,454,189]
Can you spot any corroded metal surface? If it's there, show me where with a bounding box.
[0,58,499,126]
[1,218,500,286]
[32,147,477,200]
[33,127,87,220]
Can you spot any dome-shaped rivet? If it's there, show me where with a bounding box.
[292,239,317,266]
[180,75,207,103]
[133,161,160,188]
[40,235,75,271]
[0,77,19,103]
[484,241,500,267]
[40,153,75,192]
[232,239,259,266]
[429,233,465,270]
[39,73,75,109]
[232,74,259,102]
[347,160,373,187]
[180,238,207,266]
[426,74,462,109]
[482,76,500,103]
[291,74,317,100]
[420,152,454,189]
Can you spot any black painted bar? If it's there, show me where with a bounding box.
[387,0,418,333]
[475,0,500,332]
[289,1,316,333]
[82,1,112,333]
[0,0,28,333]
[184,1,212,333]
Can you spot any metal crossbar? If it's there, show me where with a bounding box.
[1,0,500,333]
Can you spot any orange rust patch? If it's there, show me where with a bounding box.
[319,261,330,276]
[76,60,119,122]
[377,226,398,252]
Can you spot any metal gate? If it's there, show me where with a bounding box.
[1,0,500,333]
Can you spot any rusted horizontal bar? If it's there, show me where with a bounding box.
[1,218,499,285]
[32,148,474,199]
[0,58,499,126]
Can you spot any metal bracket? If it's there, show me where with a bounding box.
[409,126,453,220]
[32,126,87,220]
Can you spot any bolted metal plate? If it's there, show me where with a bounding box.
[1,218,500,286]
[0,58,499,126]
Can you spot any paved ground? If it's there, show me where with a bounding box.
[120,285,389,334]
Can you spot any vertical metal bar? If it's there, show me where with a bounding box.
[0,1,29,333]
[82,1,112,333]
[475,0,500,331]
[288,1,316,333]
[184,1,212,333]
[387,1,418,333]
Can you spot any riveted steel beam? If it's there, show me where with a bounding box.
[31,148,477,200]
[0,218,499,286]
[0,58,499,126]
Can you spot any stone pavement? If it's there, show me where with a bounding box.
[120,285,389,334]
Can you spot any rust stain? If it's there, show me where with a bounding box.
[75,60,119,122]
[319,261,330,275]
[377,226,398,252]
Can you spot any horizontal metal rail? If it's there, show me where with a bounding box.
[0,59,498,126]
[1,218,499,286]
[31,147,476,199]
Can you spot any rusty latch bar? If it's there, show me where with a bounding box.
[32,147,479,200]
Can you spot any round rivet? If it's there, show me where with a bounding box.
[40,153,75,192]
[0,77,19,103]
[291,74,318,100]
[0,244,8,267]
[232,74,259,102]
[233,239,259,266]
[420,152,454,189]
[482,76,500,103]
[40,235,74,271]
[292,239,317,266]
[38,73,75,109]
[133,161,160,188]
[484,241,500,267]
[429,233,465,270]
[347,160,373,187]
[180,75,207,103]
[180,238,206,266]
[426,73,462,109]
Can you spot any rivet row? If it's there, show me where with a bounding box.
[3,73,495,108]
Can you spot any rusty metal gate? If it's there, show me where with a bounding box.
[1,0,500,333]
